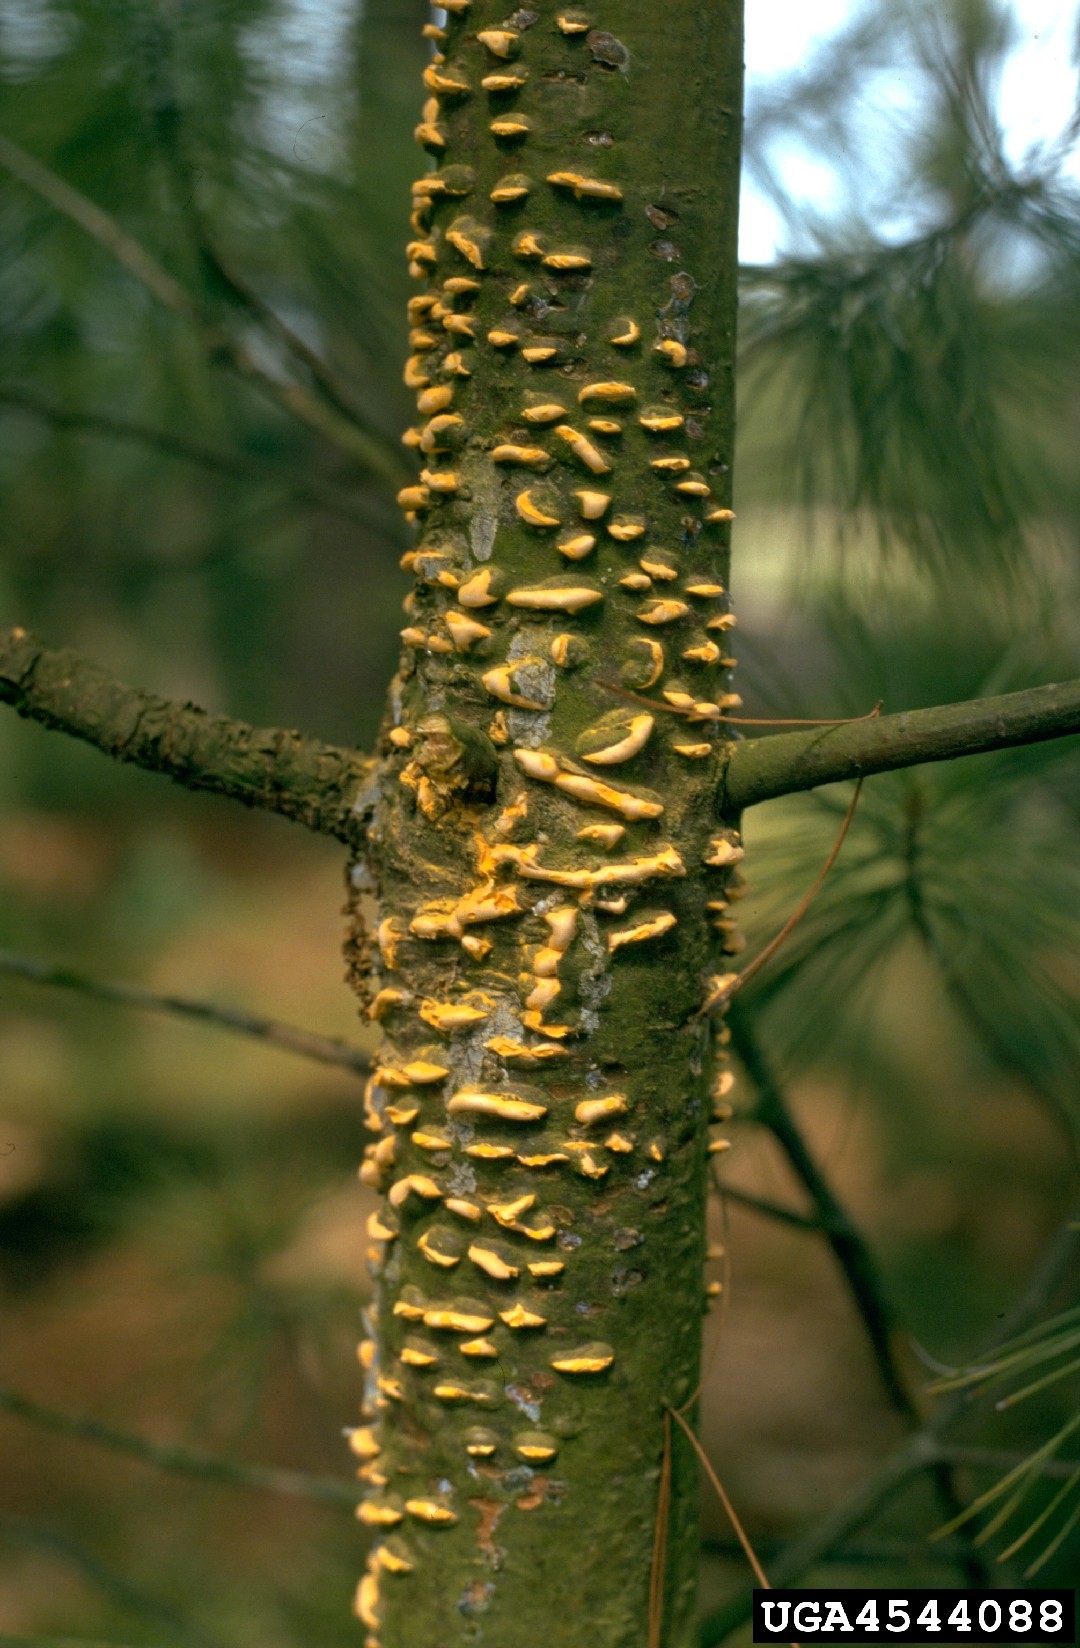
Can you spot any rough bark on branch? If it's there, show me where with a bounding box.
[723,679,1080,810]
[0,627,376,846]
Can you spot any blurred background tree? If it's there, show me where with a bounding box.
[1,1,1078,1644]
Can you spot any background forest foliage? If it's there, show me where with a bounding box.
[1,0,1079,1642]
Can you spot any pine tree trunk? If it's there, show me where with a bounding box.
[351,6,744,1644]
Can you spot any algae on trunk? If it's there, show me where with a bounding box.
[351,5,744,1644]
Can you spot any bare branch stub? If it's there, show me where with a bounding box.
[0,626,378,847]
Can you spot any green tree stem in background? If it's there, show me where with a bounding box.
[0,951,370,1074]
[0,131,407,487]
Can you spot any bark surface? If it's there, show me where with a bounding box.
[351,6,743,1647]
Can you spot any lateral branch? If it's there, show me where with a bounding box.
[0,627,376,847]
[724,679,1080,810]
[0,949,370,1075]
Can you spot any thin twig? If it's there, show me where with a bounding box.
[721,1009,987,1586]
[666,1405,772,1590]
[698,1202,1080,1644]
[0,388,373,527]
[710,1175,828,1233]
[0,951,371,1075]
[0,132,405,487]
[0,1516,221,1648]
[0,1388,357,1507]
[725,1007,914,1416]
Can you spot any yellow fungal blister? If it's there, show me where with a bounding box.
[704,834,745,867]
[491,174,531,205]
[416,1229,461,1269]
[467,1242,520,1280]
[580,713,654,765]
[517,1147,569,1168]
[639,407,685,432]
[499,1304,547,1329]
[655,337,689,367]
[445,610,492,651]
[608,317,641,346]
[551,1342,616,1375]
[422,1304,495,1334]
[515,488,562,528]
[493,443,551,468]
[357,1498,404,1528]
[348,1426,382,1461]
[556,531,597,560]
[637,599,690,625]
[464,1141,516,1161]
[619,572,652,592]
[387,1173,444,1208]
[476,27,519,56]
[514,1433,559,1462]
[482,67,529,91]
[578,380,636,404]
[505,582,603,612]
[411,1128,452,1153]
[375,1540,415,1576]
[456,568,501,607]
[553,424,610,474]
[399,1337,440,1368]
[419,998,490,1032]
[576,823,625,847]
[682,640,722,663]
[608,911,678,951]
[448,1091,549,1123]
[354,1573,382,1631]
[484,1035,568,1063]
[705,506,736,524]
[575,1093,629,1126]
[527,1258,565,1278]
[459,1337,499,1358]
[673,742,712,758]
[574,488,611,520]
[464,1427,498,1457]
[444,1196,483,1223]
[521,398,567,423]
[445,218,490,269]
[488,1192,535,1225]
[480,661,550,711]
[417,384,454,414]
[547,171,623,204]
[608,515,646,542]
[490,114,532,139]
[543,249,592,271]
[405,1498,458,1526]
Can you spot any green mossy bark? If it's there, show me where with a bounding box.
[352,6,743,1646]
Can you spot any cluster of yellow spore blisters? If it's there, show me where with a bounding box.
[356,4,741,1637]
